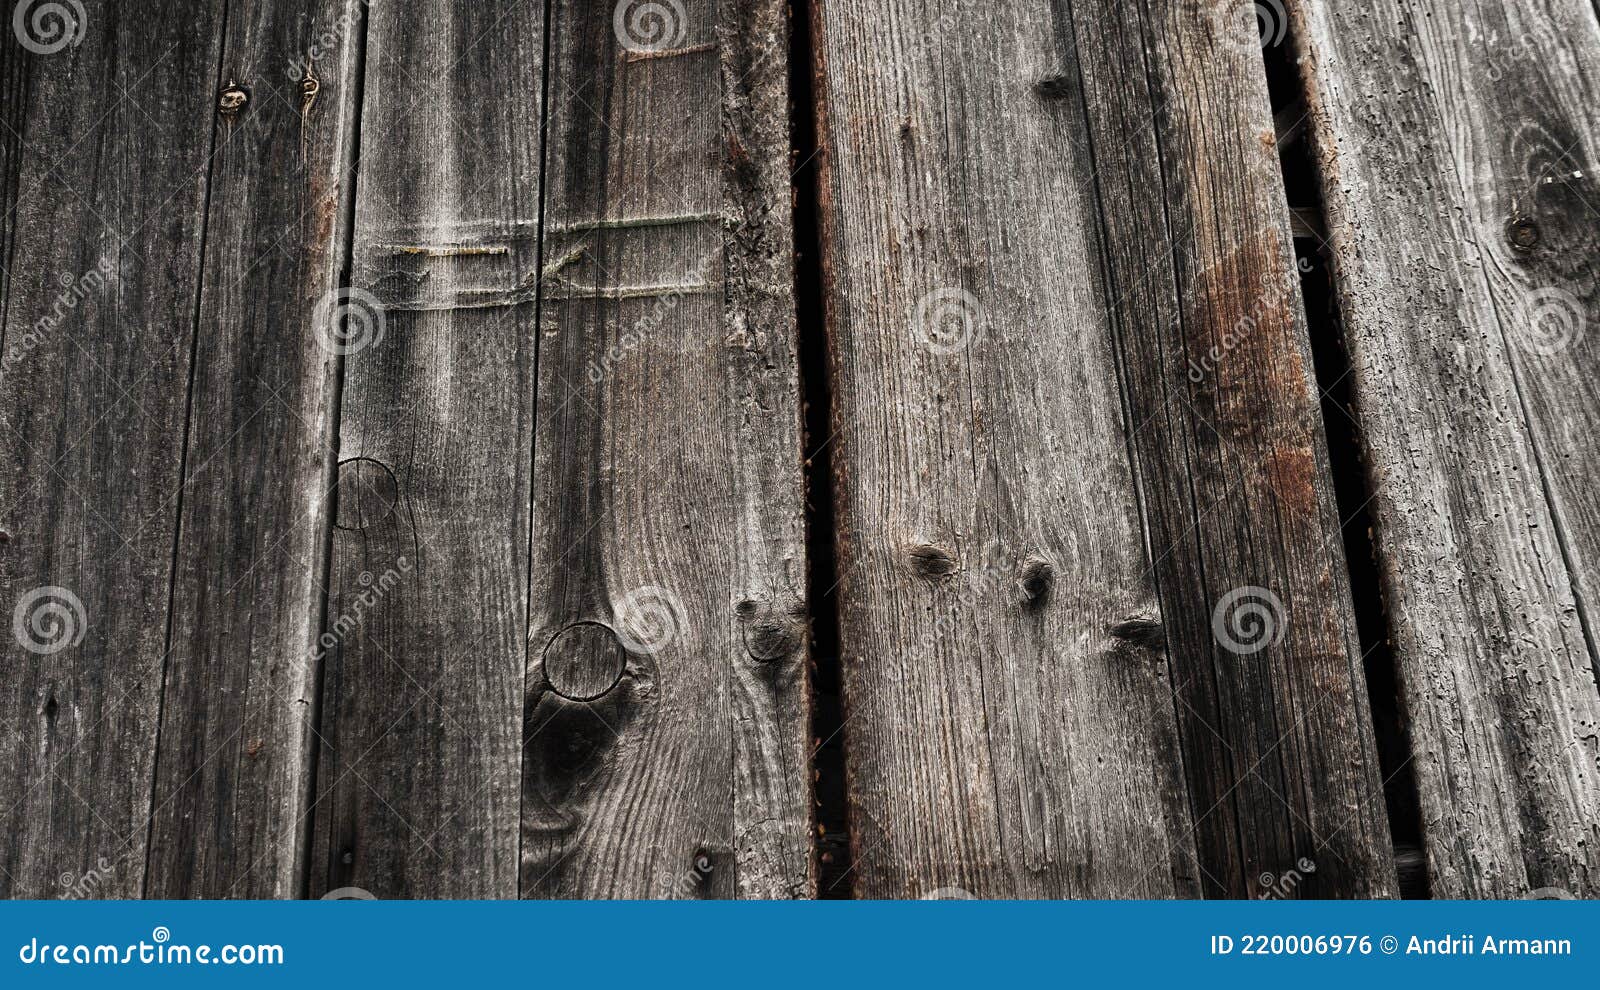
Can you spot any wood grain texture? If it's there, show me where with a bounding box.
[309,0,544,899]
[520,0,811,899]
[1292,0,1600,897]
[142,0,364,898]
[812,0,1202,898]
[0,0,226,898]
[1065,0,1394,897]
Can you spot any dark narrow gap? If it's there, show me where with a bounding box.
[300,0,371,900]
[141,0,233,898]
[515,0,558,899]
[789,0,851,899]
[1259,29,1428,899]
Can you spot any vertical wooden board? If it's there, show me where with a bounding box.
[813,0,1201,898]
[520,0,810,898]
[1292,0,1600,897]
[308,0,544,899]
[0,1,225,898]
[1062,1,1394,896]
[143,0,364,897]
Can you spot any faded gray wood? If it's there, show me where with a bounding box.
[812,0,1202,898]
[1065,1,1394,896]
[520,0,811,899]
[143,0,364,897]
[0,1,227,898]
[309,0,545,898]
[1292,0,1600,897]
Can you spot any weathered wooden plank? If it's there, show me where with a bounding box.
[143,0,364,897]
[308,0,545,898]
[1292,0,1600,897]
[1065,1,1394,897]
[811,0,1201,898]
[813,0,1397,896]
[0,1,226,897]
[520,0,811,899]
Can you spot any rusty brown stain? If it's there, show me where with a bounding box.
[1265,443,1317,515]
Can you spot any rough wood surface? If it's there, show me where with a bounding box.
[1066,0,1394,897]
[812,0,1203,899]
[0,1,227,898]
[144,0,363,899]
[309,0,545,899]
[520,0,811,899]
[1292,0,1600,897]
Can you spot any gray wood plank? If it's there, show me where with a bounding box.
[1064,0,1395,897]
[0,1,226,898]
[1292,0,1600,897]
[309,0,545,899]
[520,0,811,899]
[143,0,365,897]
[812,0,1204,898]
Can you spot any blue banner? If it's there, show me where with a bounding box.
[1,900,1592,986]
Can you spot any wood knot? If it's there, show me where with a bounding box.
[906,543,958,579]
[736,596,805,663]
[1015,558,1054,606]
[1505,212,1540,253]
[1108,615,1166,651]
[218,79,249,118]
[333,458,399,531]
[541,622,628,702]
[1033,75,1075,99]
